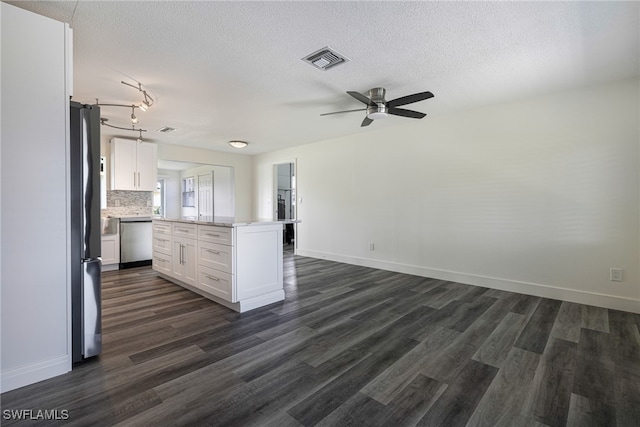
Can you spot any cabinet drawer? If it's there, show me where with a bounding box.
[172,222,197,238]
[198,265,235,302]
[198,225,233,245]
[152,252,172,276]
[153,220,172,236]
[198,241,233,273]
[152,235,171,255]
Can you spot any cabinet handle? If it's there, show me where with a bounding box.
[180,244,184,264]
[205,249,220,254]
[138,172,141,188]
[206,233,220,237]
[204,274,220,281]
[177,228,190,233]
[133,172,136,187]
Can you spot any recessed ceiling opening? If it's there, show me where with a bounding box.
[157,126,176,133]
[302,46,349,71]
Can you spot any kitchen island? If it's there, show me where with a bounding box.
[152,217,294,313]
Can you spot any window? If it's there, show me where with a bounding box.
[153,179,165,217]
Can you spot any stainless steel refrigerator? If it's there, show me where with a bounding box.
[70,101,102,363]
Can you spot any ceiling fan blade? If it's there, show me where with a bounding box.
[361,116,373,127]
[387,91,434,108]
[388,107,426,119]
[347,91,375,105]
[320,108,367,116]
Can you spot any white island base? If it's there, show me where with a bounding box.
[152,219,286,313]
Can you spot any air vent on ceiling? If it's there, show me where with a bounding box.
[157,126,176,133]
[302,46,349,71]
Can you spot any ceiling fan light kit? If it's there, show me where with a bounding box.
[322,87,434,127]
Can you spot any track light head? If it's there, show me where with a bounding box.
[131,106,138,124]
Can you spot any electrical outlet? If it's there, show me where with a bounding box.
[369,243,375,251]
[114,199,120,207]
[610,268,623,282]
[147,200,152,207]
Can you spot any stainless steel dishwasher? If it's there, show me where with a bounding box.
[120,217,152,268]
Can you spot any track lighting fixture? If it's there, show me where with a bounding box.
[121,80,154,110]
[92,79,155,140]
[100,118,147,142]
[130,106,138,124]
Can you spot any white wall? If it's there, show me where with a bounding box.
[1,3,72,392]
[254,78,640,313]
[157,169,181,218]
[179,164,235,218]
[157,144,252,219]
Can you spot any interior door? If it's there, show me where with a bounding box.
[198,171,214,220]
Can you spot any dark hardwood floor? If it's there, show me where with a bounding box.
[2,254,639,426]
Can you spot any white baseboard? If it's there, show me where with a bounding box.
[1,354,70,393]
[239,290,285,313]
[297,249,640,314]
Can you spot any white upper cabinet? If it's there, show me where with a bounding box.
[110,138,157,191]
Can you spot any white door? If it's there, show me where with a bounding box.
[198,172,214,219]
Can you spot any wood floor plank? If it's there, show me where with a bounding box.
[581,305,610,333]
[2,257,638,427]
[550,301,582,343]
[566,393,616,427]
[385,374,447,426]
[417,359,498,427]
[467,347,541,426]
[361,326,459,405]
[524,337,578,427]
[515,298,562,354]
[287,336,419,426]
[472,311,528,368]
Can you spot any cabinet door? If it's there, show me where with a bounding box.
[111,139,137,190]
[136,142,158,191]
[171,238,185,280]
[101,235,119,265]
[182,238,197,287]
[171,237,197,287]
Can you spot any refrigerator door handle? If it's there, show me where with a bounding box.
[82,258,102,359]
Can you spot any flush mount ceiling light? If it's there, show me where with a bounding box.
[228,140,248,149]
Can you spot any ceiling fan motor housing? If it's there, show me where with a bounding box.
[367,87,388,119]
[368,87,386,103]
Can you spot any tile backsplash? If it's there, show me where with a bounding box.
[102,190,153,217]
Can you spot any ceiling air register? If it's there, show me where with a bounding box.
[302,46,349,71]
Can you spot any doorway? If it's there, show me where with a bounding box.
[274,162,296,254]
[198,171,214,220]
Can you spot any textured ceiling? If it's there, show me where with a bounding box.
[7,1,640,155]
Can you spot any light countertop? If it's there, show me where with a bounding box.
[155,217,300,227]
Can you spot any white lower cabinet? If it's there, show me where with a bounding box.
[101,234,120,267]
[152,251,172,276]
[152,219,284,312]
[198,265,235,302]
[171,236,197,287]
